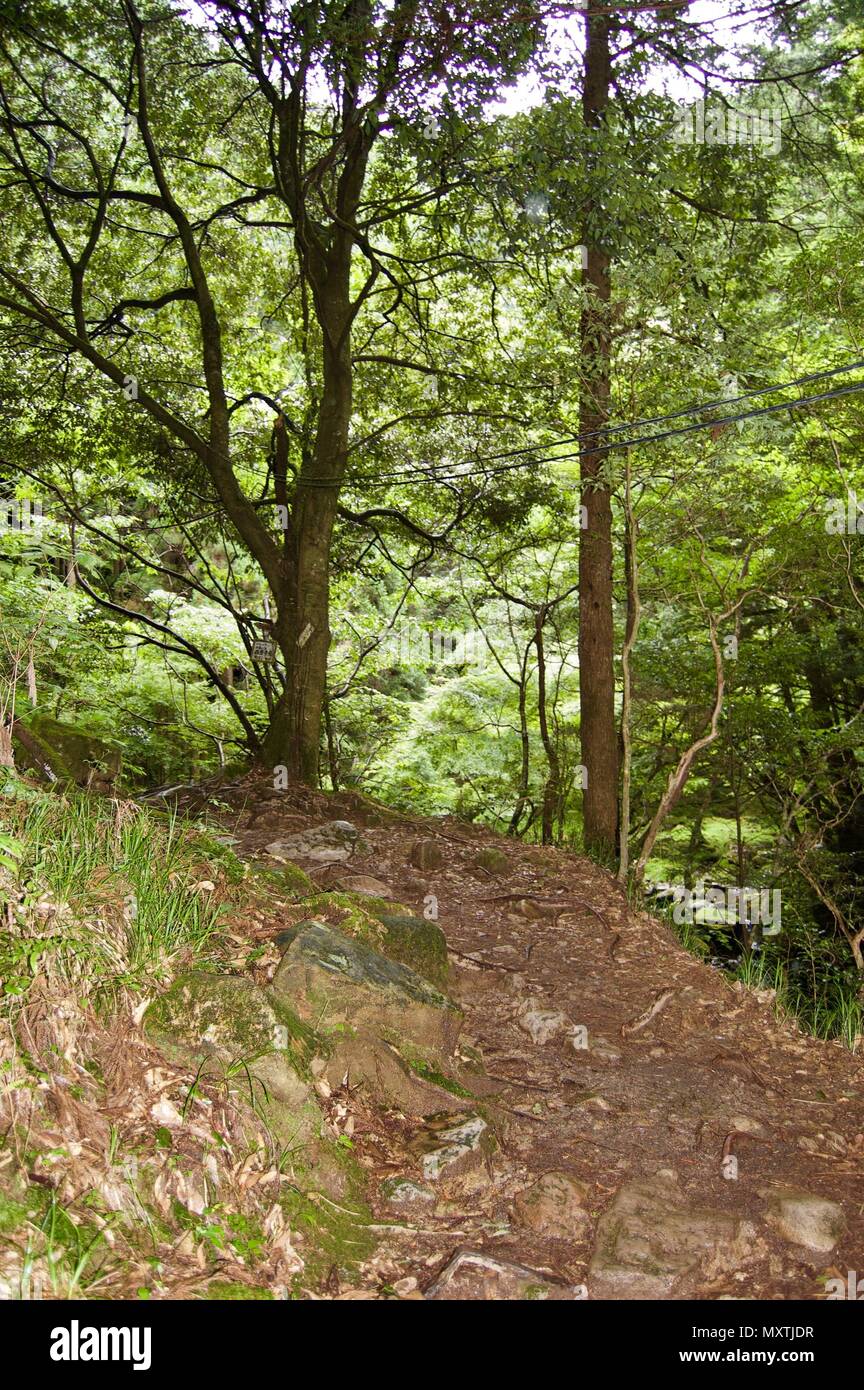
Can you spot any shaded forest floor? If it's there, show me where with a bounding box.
[1,771,861,1301]
[167,774,863,1300]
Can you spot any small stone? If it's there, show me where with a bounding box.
[337,874,391,897]
[587,1035,621,1063]
[513,1171,590,1240]
[823,1130,848,1155]
[517,997,571,1045]
[474,847,509,875]
[416,1113,494,1183]
[393,1276,418,1296]
[409,840,445,871]
[764,1189,845,1253]
[380,1178,435,1208]
[729,1115,767,1137]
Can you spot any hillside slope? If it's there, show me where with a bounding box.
[170,775,863,1301]
[1,775,860,1302]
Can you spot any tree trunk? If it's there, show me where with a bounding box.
[0,723,14,769]
[507,651,532,836]
[263,490,338,782]
[261,250,354,783]
[535,608,562,845]
[323,688,339,793]
[617,455,640,881]
[579,11,618,858]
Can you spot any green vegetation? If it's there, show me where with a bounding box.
[1,1,860,1041]
[0,781,374,1299]
[0,0,862,1307]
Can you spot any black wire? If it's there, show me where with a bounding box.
[385,356,864,467]
[294,369,864,490]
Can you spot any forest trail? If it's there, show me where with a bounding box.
[168,775,863,1301]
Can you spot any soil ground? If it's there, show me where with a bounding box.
[165,774,864,1300]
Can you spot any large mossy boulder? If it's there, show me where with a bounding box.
[13,712,121,787]
[143,972,315,1116]
[278,902,449,989]
[272,921,462,1057]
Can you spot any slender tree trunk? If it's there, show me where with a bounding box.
[633,619,727,881]
[535,609,561,845]
[0,723,14,769]
[579,11,618,858]
[507,655,532,836]
[323,688,339,793]
[617,456,640,881]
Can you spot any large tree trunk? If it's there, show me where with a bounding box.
[579,11,618,857]
[262,493,337,782]
[261,249,354,783]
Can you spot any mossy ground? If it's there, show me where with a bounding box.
[203,1280,274,1300]
[281,1176,376,1294]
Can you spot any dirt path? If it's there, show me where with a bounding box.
[184,778,864,1300]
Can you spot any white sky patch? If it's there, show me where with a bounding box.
[489,2,776,116]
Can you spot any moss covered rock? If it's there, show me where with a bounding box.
[474,846,509,875]
[275,900,446,989]
[279,862,316,897]
[272,921,462,1057]
[321,1031,472,1115]
[143,971,315,1113]
[409,839,445,870]
[13,712,121,786]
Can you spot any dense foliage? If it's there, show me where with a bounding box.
[1,0,862,1037]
